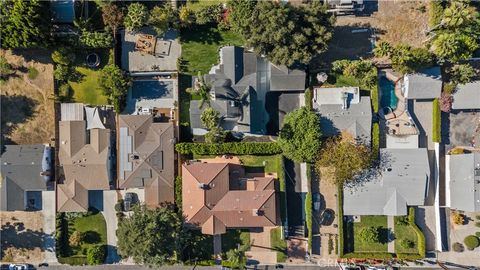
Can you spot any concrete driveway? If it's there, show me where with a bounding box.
[42,190,58,264]
[102,190,120,264]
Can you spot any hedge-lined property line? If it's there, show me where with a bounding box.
[372,122,380,158]
[409,207,426,258]
[175,142,282,155]
[305,163,313,252]
[337,184,345,257]
[432,98,441,143]
[278,156,287,225]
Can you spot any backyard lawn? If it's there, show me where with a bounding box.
[353,215,389,253]
[270,227,287,263]
[69,67,108,105]
[221,229,250,252]
[180,25,244,75]
[394,216,419,254]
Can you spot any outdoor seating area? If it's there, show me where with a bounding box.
[135,34,156,55]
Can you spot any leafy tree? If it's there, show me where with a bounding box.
[359,226,379,243]
[464,235,480,250]
[236,1,334,66]
[200,107,220,130]
[86,244,106,265]
[117,204,190,265]
[0,0,51,48]
[439,92,453,113]
[124,3,148,32]
[149,5,178,36]
[278,107,321,163]
[69,231,84,247]
[102,3,124,39]
[187,73,211,108]
[332,60,377,88]
[449,63,476,85]
[441,1,479,32]
[205,126,227,144]
[431,33,478,62]
[98,64,131,112]
[54,65,72,82]
[194,4,223,25]
[315,137,372,185]
[228,0,257,36]
[390,45,433,74]
[51,48,74,66]
[79,32,113,48]
[0,56,13,78]
[178,6,195,27]
[225,246,248,269]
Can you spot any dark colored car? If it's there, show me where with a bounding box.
[319,209,335,226]
[123,192,137,211]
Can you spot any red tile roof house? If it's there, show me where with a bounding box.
[182,156,278,235]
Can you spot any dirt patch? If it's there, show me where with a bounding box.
[1,49,55,146]
[0,211,46,263]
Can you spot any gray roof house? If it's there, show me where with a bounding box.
[190,46,306,135]
[1,145,52,211]
[403,67,442,99]
[313,87,372,144]
[344,148,430,216]
[452,81,480,110]
[446,152,480,212]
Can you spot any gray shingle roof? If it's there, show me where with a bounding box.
[452,81,480,110]
[404,67,442,99]
[1,145,51,211]
[448,153,480,212]
[344,148,430,216]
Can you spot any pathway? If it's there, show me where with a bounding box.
[103,190,120,264]
[246,227,277,264]
[213,235,222,256]
[387,215,395,253]
[42,190,58,264]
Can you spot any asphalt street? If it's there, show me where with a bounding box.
[34,265,455,270]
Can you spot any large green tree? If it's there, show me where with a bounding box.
[232,0,334,66]
[0,0,51,48]
[102,3,124,39]
[124,3,148,32]
[98,64,131,112]
[149,5,178,36]
[200,107,220,130]
[278,107,322,163]
[315,137,372,185]
[431,33,478,62]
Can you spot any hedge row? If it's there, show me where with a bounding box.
[342,252,394,259]
[372,122,379,159]
[371,82,379,113]
[278,156,287,224]
[55,213,69,258]
[432,98,441,143]
[408,207,426,258]
[305,191,313,252]
[337,184,345,257]
[175,142,282,155]
[305,88,313,111]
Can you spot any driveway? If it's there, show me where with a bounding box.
[284,159,306,236]
[102,190,120,264]
[42,190,58,264]
[447,111,480,149]
[246,227,277,264]
[409,99,434,150]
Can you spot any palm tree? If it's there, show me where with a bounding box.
[187,72,212,109]
[441,1,477,30]
[225,245,248,269]
[373,41,393,58]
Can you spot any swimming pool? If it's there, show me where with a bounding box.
[131,80,173,99]
[379,76,397,110]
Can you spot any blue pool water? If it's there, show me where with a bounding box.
[131,80,173,99]
[379,76,397,110]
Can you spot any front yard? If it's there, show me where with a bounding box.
[394,216,418,254]
[352,215,389,253]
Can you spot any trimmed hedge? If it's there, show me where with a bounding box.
[305,88,313,111]
[408,207,426,258]
[305,191,313,252]
[55,213,69,258]
[337,184,345,257]
[175,176,182,209]
[372,122,379,159]
[371,82,379,113]
[342,252,394,259]
[58,256,88,265]
[278,156,287,224]
[432,98,441,143]
[175,142,282,155]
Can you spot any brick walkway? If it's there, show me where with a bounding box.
[387,215,395,253]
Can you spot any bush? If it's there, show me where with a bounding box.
[342,252,393,259]
[332,60,377,89]
[305,192,313,250]
[359,227,379,243]
[396,216,409,226]
[175,176,182,209]
[396,253,423,261]
[400,239,415,249]
[328,237,334,254]
[439,92,453,113]
[372,123,379,159]
[428,1,444,27]
[54,65,71,82]
[443,82,456,94]
[449,147,465,155]
[0,56,12,77]
[304,88,313,111]
[69,231,84,247]
[337,184,344,257]
[452,212,465,225]
[115,199,124,212]
[79,32,113,48]
[59,83,72,100]
[116,212,125,219]
[175,142,282,155]
[452,242,464,252]
[464,235,480,250]
[432,98,441,143]
[124,3,148,32]
[55,213,69,257]
[51,48,74,65]
[27,66,39,79]
[476,232,480,237]
[86,245,106,265]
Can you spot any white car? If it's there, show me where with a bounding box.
[9,264,28,270]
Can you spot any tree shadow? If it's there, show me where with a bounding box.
[378,227,392,244]
[179,24,223,45]
[0,222,48,251]
[83,231,101,244]
[1,94,37,148]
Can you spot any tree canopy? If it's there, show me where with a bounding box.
[102,3,124,38]
[200,107,220,130]
[278,107,322,163]
[230,0,334,66]
[315,136,372,185]
[0,0,51,48]
[359,226,380,243]
[124,3,149,32]
[149,5,178,36]
[98,64,131,112]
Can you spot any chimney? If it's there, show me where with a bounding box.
[198,183,209,190]
[341,91,348,110]
[246,179,256,191]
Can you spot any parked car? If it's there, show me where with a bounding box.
[8,264,33,270]
[313,193,321,212]
[319,209,335,226]
[123,192,136,211]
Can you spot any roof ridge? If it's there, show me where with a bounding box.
[184,162,229,185]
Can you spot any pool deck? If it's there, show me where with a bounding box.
[124,78,178,115]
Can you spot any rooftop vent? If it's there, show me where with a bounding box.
[198,183,209,190]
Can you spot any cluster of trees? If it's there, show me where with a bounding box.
[228,0,335,66]
[200,107,227,144]
[98,64,131,113]
[51,48,77,102]
[373,41,434,74]
[332,59,378,88]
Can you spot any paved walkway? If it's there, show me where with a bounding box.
[103,190,120,264]
[246,227,277,264]
[387,215,395,253]
[213,235,222,256]
[42,190,58,264]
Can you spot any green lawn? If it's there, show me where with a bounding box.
[69,67,108,105]
[180,25,244,75]
[271,227,287,262]
[394,217,418,254]
[221,229,250,252]
[239,155,281,174]
[353,215,389,253]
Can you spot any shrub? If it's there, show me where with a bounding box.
[124,3,148,32]
[51,48,74,65]
[428,1,444,27]
[115,199,124,212]
[332,60,377,89]
[175,176,182,209]
[449,148,465,155]
[0,56,12,77]
[432,98,441,143]
[452,212,465,225]
[79,32,113,48]
[116,212,125,219]
[304,88,313,111]
[305,192,313,251]
[396,216,409,226]
[175,142,282,155]
[449,64,475,85]
[86,245,106,265]
[59,83,72,100]
[359,227,379,243]
[372,122,379,158]
[69,231,84,247]
[54,65,71,82]
[400,239,415,249]
[464,235,480,250]
[476,232,480,237]
[200,106,220,130]
[439,92,453,113]
[452,242,464,252]
[328,237,334,254]
[27,66,39,80]
[443,82,456,94]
